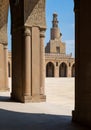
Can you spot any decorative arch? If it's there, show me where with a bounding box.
[46,62,54,77]
[72,63,75,77]
[59,62,67,77]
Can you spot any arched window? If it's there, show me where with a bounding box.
[59,62,67,77]
[46,62,54,77]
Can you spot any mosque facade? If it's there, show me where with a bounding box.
[45,13,75,77]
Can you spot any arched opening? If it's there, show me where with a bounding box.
[72,63,75,77]
[45,0,75,123]
[46,62,54,77]
[59,62,67,77]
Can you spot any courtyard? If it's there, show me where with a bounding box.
[0,78,90,130]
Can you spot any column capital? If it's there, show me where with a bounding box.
[4,45,8,49]
[40,30,45,38]
[0,42,8,46]
[74,0,80,13]
[24,27,31,37]
[3,44,8,49]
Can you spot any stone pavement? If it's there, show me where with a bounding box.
[0,78,90,130]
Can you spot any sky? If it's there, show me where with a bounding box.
[8,0,74,57]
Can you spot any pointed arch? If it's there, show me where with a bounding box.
[46,62,54,77]
[59,62,67,77]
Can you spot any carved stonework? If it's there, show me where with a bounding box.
[40,30,45,38]
[0,24,7,44]
[24,0,46,28]
[0,0,9,44]
[24,27,31,37]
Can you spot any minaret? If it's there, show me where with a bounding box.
[51,13,62,40]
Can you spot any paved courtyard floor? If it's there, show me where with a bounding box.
[0,78,90,130]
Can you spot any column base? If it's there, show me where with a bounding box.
[11,92,46,103]
[23,94,46,102]
[21,94,46,103]
[22,95,32,103]
[31,94,46,102]
[40,94,46,102]
[11,93,32,103]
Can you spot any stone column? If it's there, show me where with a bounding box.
[67,63,71,77]
[72,0,80,120]
[23,27,31,102]
[73,0,91,127]
[55,63,59,77]
[4,44,8,90]
[10,0,46,103]
[40,30,46,100]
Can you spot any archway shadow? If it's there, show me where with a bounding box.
[0,109,90,130]
[0,95,11,102]
[0,96,18,103]
[0,89,13,102]
[0,95,21,103]
[0,93,18,103]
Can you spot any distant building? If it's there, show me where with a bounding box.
[45,13,75,77]
[8,13,75,78]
